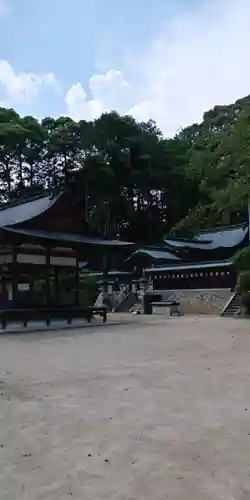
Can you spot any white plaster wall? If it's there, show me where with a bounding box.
[17,254,46,265]
[50,256,76,267]
[158,289,232,315]
[0,254,13,263]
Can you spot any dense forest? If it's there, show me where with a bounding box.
[1,95,250,244]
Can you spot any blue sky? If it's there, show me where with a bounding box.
[0,0,249,136]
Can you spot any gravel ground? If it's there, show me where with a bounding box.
[1,315,250,499]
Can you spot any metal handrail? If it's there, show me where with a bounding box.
[113,284,131,310]
[220,292,237,316]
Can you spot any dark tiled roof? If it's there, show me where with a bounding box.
[0,192,61,227]
[0,191,134,247]
[164,223,248,250]
[4,227,134,247]
[146,260,232,273]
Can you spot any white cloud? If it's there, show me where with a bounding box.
[65,69,131,121]
[65,83,102,122]
[0,60,58,107]
[65,0,250,136]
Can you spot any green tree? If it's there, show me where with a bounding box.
[2,94,250,244]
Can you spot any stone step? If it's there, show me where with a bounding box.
[221,292,243,317]
[223,309,241,316]
[115,293,138,313]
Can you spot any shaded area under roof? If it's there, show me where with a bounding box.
[164,224,248,250]
[126,249,181,261]
[87,271,133,277]
[145,260,232,273]
[4,227,134,247]
[0,193,61,227]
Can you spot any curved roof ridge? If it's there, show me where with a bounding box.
[166,222,248,242]
[164,236,211,244]
[126,248,180,261]
[198,222,248,234]
[164,223,248,250]
[0,191,62,228]
[0,189,59,211]
[3,227,134,247]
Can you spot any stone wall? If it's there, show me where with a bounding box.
[158,288,232,315]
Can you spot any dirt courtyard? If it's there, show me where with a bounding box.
[1,315,250,499]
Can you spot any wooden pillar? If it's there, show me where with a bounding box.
[102,252,108,302]
[248,197,250,244]
[54,267,59,306]
[103,201,109,304]
[45,247,51,306]
[12,246,18,305]
[1,270,7,307]
[30,274,35,291]
[75,257,79,306]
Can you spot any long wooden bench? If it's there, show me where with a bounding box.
[0,306,107,330]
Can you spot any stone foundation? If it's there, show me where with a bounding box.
[156,289,232,315]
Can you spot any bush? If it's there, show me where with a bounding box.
[79,274,99,307]
[233,247,250,272]
[236,271,250,314]
[236,270,250,294]
[33,272,100,307]
[241,292,250,314]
